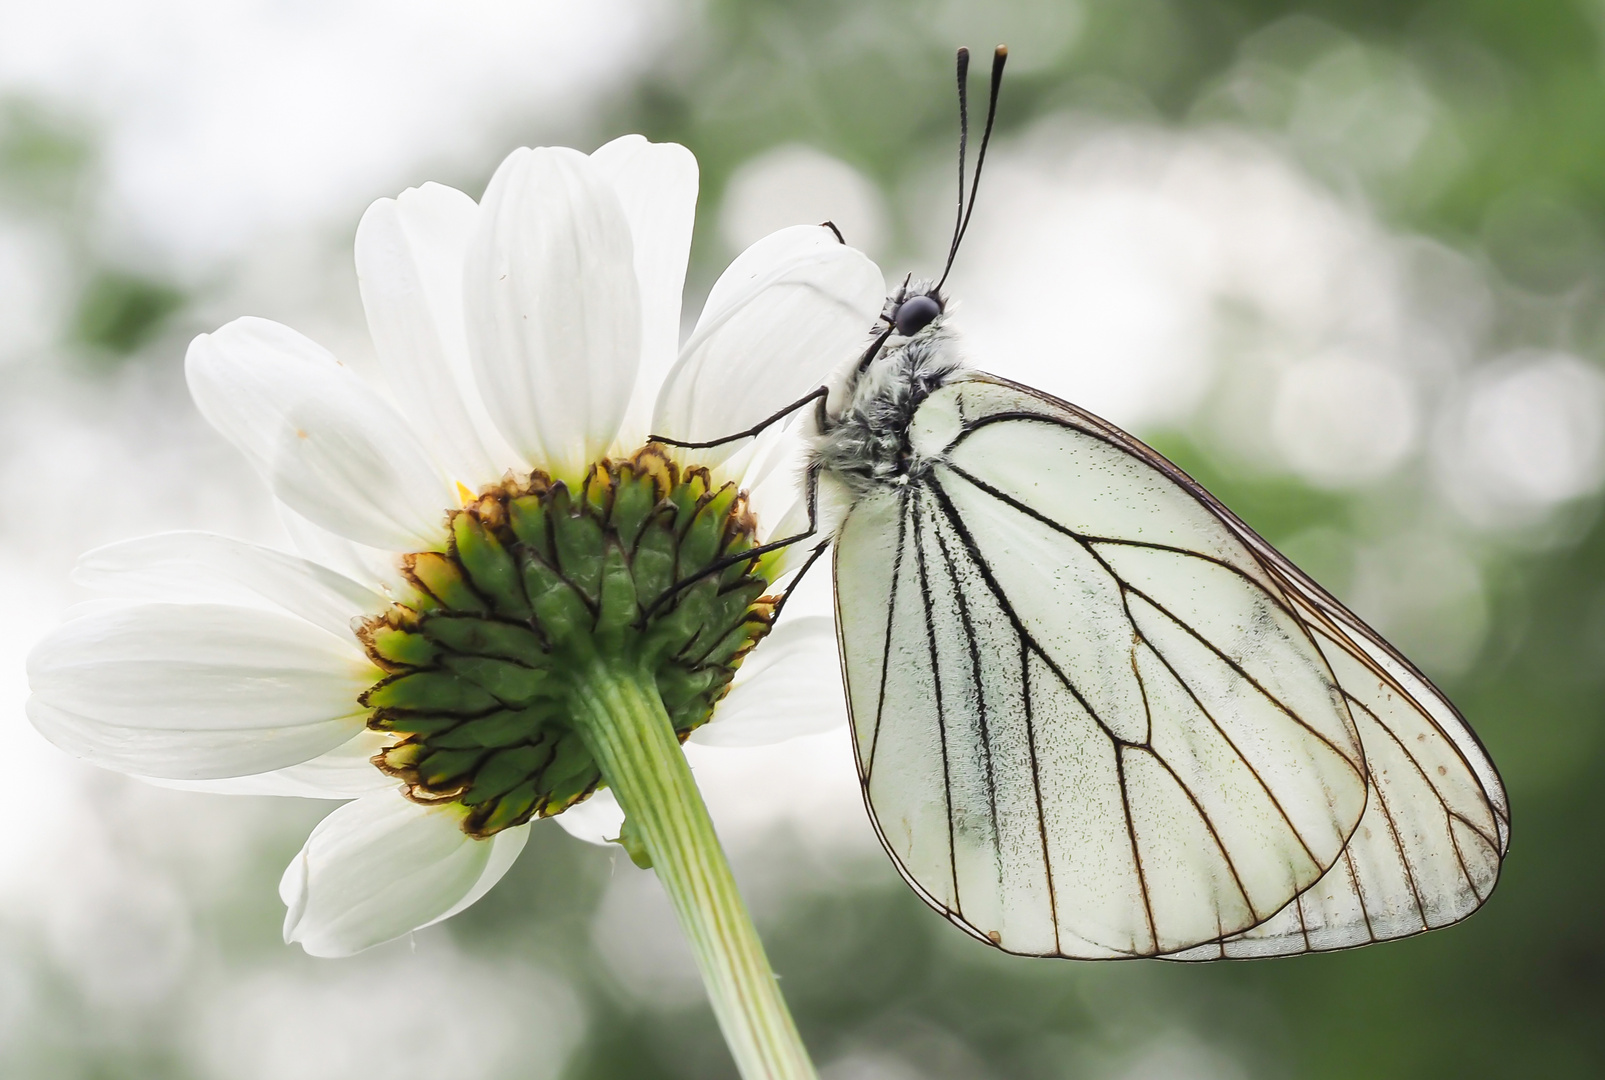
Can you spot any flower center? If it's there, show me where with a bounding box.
[356,446,780,838]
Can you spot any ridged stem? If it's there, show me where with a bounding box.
[569,656,818,1080]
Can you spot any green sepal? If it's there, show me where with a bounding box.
[461,742,553,804]
[753,548,786,583]
[471,780,541,834]
[454,513,532,620]
[542,731,601,807]
[608,469,657,550]
[428,706,554,750]
[593,543,639,649]
[418,614,547,664]
[417,747,487,787]
[441,654,559,708]
[582,463,612,517]
[657,665,719,715]
[641,577,718,664]
[720,558,755,590]
[507,495,554,563]
[683,581,766,659]
[680,484,739,574]
[669,470,710,535]
[550,486,606,601]
[370,627,438,668]
[369,713,459,736]
[631,514,677,609]
[379,742,423,771]
[408,552,489,614]
[699,620,765,670]
[521,553,592,648]
[363,671,500,714]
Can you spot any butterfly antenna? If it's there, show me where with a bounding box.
[937,47,971,290]
[937,44,1007,292]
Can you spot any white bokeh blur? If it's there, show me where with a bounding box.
[1436,350,1605,528]
[949,120,1438,460]
[0,0,669,268]
[720,145,890,259]
[191,950,582,1080]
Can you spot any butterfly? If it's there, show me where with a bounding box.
[659,45,1509,960]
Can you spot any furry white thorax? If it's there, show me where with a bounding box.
[811,298,969,497]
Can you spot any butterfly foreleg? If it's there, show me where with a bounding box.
[647,385,830,451]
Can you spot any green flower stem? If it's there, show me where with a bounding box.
[570,655,818,1080]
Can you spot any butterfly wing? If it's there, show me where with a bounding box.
[1157,482,1509,958]
[832,376,1377,959]
[1000,374,1511,958]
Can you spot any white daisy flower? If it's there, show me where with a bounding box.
[26,136,885,968]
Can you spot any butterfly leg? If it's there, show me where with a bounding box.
[647,386,829,451]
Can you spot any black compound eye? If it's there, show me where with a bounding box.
[893,294,941,337]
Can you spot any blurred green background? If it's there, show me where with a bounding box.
[2,0,1602,1077]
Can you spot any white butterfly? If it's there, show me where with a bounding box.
[662,46,1508,960]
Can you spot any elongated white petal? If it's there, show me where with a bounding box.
[186,316,455,551]
[356,183,522,487]
[27,603,375,779]
[73,531,385,642]
[690,616,845,747]
[738,427,809,562]
[141,730,395,799]
[465,146,641,479]
[653,225,884,465]
[276,502,410,597]
[280,793,529,957]
[589,135,699,445]
[551,788,625,847]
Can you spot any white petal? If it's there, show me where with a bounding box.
[465,146,641,479]
[653,225,885,465]
[27,603,375,779]
[280,793,529,957]
[589,135,699,447]
[140,730,395,799]
[738,426,809,543]
[550,788,626,847]
[73,531,385,642]
[277,502,410,597]
[690,615,846,746]
[186,316,455,551]
[356,183,522,487]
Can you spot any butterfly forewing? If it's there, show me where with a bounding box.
[834,376,1382,959]
[997,375,1511,958]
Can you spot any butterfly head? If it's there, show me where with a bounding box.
[886,280,945,339]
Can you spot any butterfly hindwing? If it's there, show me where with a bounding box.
[976,373,1510,958]
[1162,531,1509,958]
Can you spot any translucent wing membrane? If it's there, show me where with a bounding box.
[832,375,1507,960]
[1161,494,1510,958]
